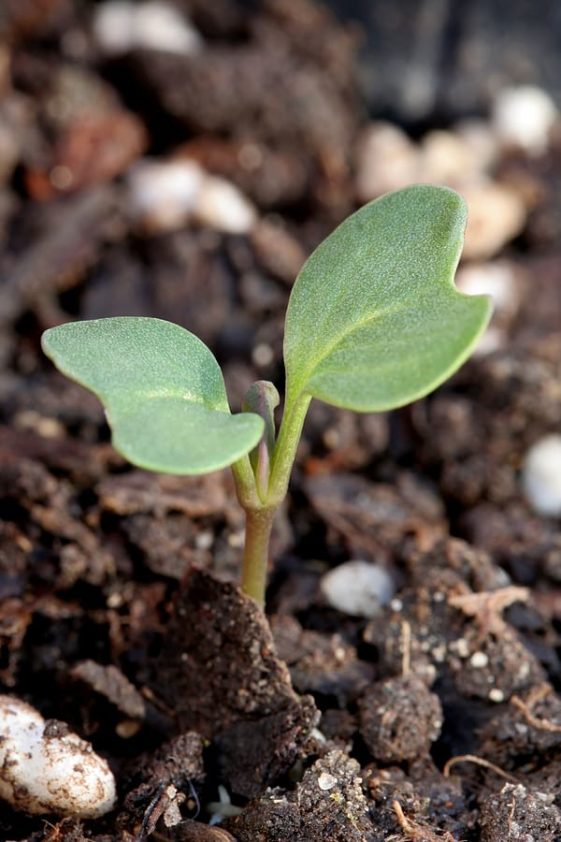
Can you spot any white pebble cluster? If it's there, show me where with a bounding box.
[94,1,202,56]
[127,158,257,235]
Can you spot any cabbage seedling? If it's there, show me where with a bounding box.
[42,186,492,606]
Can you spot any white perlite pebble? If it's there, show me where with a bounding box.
[454,119,499,173]
[492,86,558,156]
[469,651,489,669]
[127,159,257,234]
[194,175,257,235]
[320,560,395,618]
[420,129,483,186]
[489,688,505,704]
[317,772,338,791]
[456,261,520,356]
[94,1,202,56]
[461,182,526,261]
[128,159,205,231]
[457,262,519,319]
[522,435,561,517]
[0,695,116,818]
[355,122,419,200]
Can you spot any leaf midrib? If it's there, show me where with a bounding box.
[287,299,405,401]
[99,386,230,416]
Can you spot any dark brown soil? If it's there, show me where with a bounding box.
[1,1,561,840]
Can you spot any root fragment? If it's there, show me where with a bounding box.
[449,586,529,636]
[443,753,518,784]
[511,683,561,733]
[391,800,455,841]
[401,620,411,677]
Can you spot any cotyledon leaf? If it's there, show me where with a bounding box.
[283,185,493,412]
[41,317,264,474]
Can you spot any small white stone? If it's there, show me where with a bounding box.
[355,122,419,200]
[489,688,505,703]
[450,638,470,658]
[517,660,531,681]
[469,651,489,669]
[432,644,446,663]
[320,560,396,618]
[492,85,558,156]
[195,530,214,550]
[454,118,499,173]
[133,2,202,54]
[317,772,338,791]
[457,262,520,320]
[93,2,133,52]
[252,343,274,368]
[535,791,554,803]
[0,695,116,818]
[420,129,481,186]
[227,530,245,549]
[127,158,205,232]
[522,435,561,517]
[323,427,341,449]
[462,182,527,260]
[94,1,202,56]
[194,175,257,235]
[470,325,507,357]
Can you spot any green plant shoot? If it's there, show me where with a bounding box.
[42,185,492,606]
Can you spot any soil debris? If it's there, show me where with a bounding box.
[227,749,372,841]
[271,613,375,705]
[305,471,446,562]
[70,660,146,721]
[478,682,561,767]
[359,675,443,764]
[155,570,319,797]
[392,799,455,841]
[478,782,561,841]
[120,732,205,837]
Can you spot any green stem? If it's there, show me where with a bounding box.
[240,506,276,606]
[268,392,311,503]
[231,454,260,509]
[233,390,312,606]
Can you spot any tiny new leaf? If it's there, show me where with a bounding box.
[283,185,492,412]
[41,317,264,474]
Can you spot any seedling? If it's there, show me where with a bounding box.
[42,186,491,606]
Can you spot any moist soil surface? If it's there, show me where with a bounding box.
[2,1,561,840]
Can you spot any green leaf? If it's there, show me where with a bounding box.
[283,185,492,412]
[41,317,264,474]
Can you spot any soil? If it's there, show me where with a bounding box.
[1,1,561,840]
